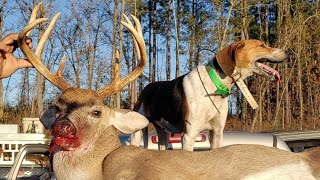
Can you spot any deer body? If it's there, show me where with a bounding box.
[18,3,319,180]
[53,122,320,180]
[104,144,319,180]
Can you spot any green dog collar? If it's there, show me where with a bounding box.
[207,63,230,97]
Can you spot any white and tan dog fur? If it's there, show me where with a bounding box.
[131,39,290,151]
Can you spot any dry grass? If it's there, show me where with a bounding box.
[225,117,320,132]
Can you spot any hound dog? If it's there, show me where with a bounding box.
[131,39,290,151]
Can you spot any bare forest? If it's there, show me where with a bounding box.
[0,0,319,132]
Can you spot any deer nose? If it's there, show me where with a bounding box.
[52,119,77,138]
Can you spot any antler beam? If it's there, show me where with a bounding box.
[18,3,71,91]
[97,14,146,98]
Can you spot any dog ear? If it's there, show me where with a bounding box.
[216,41,245,76]
[112,110,149,134]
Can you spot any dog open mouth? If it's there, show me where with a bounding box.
[49,119,80,155]
[255,59,281,81]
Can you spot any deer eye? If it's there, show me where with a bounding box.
[92,110,101,118]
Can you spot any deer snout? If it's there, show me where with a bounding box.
[52,119,77,138]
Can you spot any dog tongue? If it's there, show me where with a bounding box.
[257,62,280,81]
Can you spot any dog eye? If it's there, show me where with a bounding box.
[92,110,101,118]
[259,44,266,48]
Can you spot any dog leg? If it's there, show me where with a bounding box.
[212,128,223,149]
[157,134,169,150]
[210,99,228,149]
[154,123,169,150]
[208,130,214,149]
[208,123,223,149]
[161,132,170,150]
[130,130,143,147]
[142,127,149,149]
[182,133,198,151]
[182,111,204,151]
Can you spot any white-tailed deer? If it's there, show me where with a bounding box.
[19,3,319,180]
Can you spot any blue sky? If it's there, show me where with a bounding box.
[2,0,217,106]
[2,0,68,105]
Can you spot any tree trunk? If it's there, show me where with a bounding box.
[151,1,157,82]
[220,0,235,49]
[297,14,303,130]
[175,0,180,78]
[0,0,6,121]
[240,0,251,131]
[117,0,125,108]
[110,0,118,108]
[166,0,171,81]
[148,0,152,82]
[188,0,196,70]
[241,0,248,40]
[264,2,269,44]
[36,5,45,117]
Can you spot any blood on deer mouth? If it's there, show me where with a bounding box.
[50,119,80,154]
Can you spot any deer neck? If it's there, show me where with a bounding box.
[302,147,320,162]
[53,126,122,180]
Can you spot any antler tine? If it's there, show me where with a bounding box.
[98,15,146,98]
[123,14,140,60]
[57,55,67,77]
[130,14,144,44]
[26,2,42,37]
[35,12,61,56]
[18,16,71,91]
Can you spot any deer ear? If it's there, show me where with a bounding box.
[215,41,245,76]
[112,110,149,134]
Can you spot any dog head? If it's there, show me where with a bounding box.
[216,39,290,81]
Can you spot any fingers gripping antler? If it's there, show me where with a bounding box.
[97,14,146,97]
[18,3,71,91]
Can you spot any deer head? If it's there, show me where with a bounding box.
[18,3,148,155]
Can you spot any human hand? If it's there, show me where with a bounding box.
[0,33,33,53]
[0,33,34,79]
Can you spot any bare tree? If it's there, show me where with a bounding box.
[166,0,171,80]
[174,0,180,78]
[151,0,157,82]
[0,0,6,121]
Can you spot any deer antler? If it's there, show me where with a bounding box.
[97,14,146,98]
[19,4,145,95]
[18,4,71,91]
[26,2,42,37]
